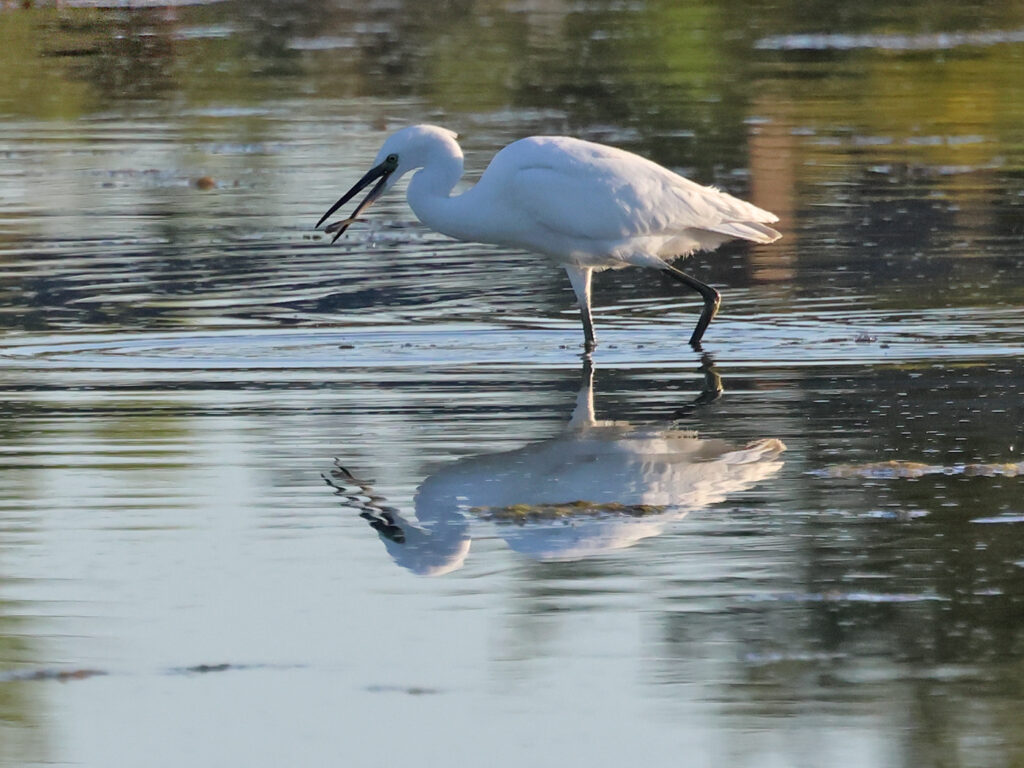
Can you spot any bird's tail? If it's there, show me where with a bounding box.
[697,220,781,244]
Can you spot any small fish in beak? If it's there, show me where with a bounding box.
[316,154,399,243]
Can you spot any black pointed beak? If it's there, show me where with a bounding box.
[316,160,394,243]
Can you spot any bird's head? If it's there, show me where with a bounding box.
[316,125,460,242]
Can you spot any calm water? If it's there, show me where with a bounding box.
[1,1,1024,766]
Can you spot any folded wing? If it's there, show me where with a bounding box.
[498,137,780,248]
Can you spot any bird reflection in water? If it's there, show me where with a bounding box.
[325,358,785,575]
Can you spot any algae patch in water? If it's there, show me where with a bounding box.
[472,500,667,524]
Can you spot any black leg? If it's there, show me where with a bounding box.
[580,304,596,353]
[663,265,721,348]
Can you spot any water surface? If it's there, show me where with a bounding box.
[1,1,1023,766]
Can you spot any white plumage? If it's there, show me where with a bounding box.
[318,124,781,349]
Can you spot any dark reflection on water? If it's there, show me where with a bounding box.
[1,0,1023,766]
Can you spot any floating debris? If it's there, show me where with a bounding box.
[365,684,442,695]
[172,663,237,675]
[0,668,107,683]
[814,460,1024,479]
[0,662,298,684]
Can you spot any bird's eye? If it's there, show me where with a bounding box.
[386,153,398,164]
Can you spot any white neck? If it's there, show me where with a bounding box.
[405,150,480,242]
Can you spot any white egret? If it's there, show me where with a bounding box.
[317,124,781,349]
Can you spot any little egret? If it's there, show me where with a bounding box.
[317,125,781,349]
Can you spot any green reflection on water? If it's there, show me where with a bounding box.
[0,0,1021,320]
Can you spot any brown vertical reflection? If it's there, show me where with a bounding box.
[748,97,798,284]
